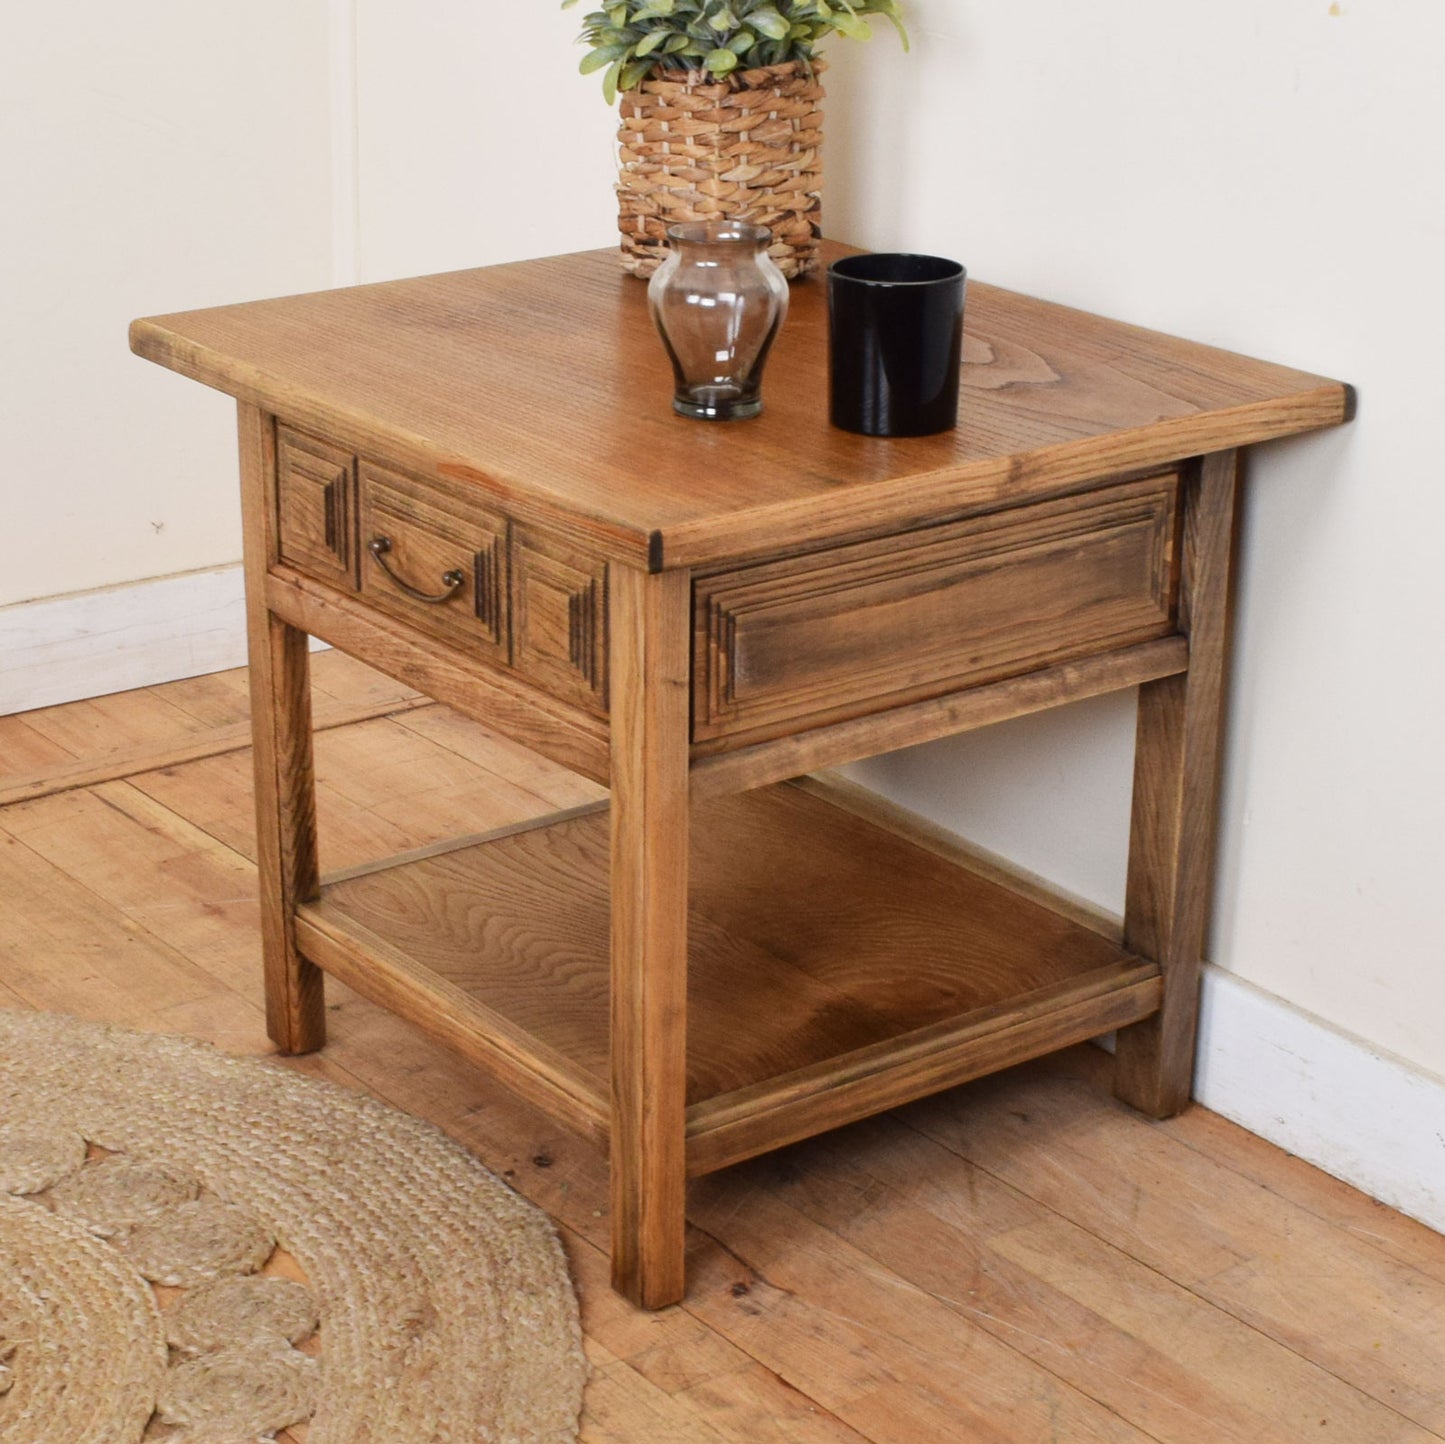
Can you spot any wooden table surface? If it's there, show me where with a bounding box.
[130,242,1352,571]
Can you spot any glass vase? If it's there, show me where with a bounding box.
[647,221,790,421]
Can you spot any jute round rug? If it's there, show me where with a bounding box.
[0,1010,587,1443]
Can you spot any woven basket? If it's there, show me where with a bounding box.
[616,60,825,280]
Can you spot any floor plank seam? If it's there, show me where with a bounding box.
[0,696,433,808]
[890,1108,1445,1437]
[9,678,1445,1443]
[1144,1112,1445,1280]
[387,710,601,813]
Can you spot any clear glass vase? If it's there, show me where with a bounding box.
[647,221,790,421]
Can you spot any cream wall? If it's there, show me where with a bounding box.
[5,3,1441,1181]
[2,4,335,609]
[826,0,1445,1082]
[349,2,614,281]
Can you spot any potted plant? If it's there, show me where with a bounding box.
[565,0,908,278]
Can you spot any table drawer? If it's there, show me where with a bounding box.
[357,461,509,665]
[693,473,1180,747]
[275,427,356,589]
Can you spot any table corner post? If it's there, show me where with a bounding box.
[238,401,327,1055]
[607,562,692,1308]
[1114,448,1240,1118]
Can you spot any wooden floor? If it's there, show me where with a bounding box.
[3,652,1444,1443]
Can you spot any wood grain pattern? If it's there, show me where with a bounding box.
[689,635,1188,799]
[275,426,356,590]
[790,770,1124,942]
[685,965,1161,1176]
[12,684,210,760]
[263,569,611,785]
[312,781,1146,1164]
[10,675,1445,1441]
[607,566,692,1308]
[905,1059,1445,1438]
[0,693,430,809]
[1115,450,1239,1116]
[693,473,1179,747]
[356,460,509,660]
[318,798,609,887]
[296,900,609,1146]
[130,244,1351,572]
[239,404,326,1053]
[512,527,609,714]
[131,249,1355,1309]
[739,1105,1436,1444]
[0,714,76,773]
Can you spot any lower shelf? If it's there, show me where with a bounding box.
[297,778,1160,1175]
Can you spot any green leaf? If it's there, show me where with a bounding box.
[747,5,790,39]
[580,42,630,72]
[619,58,654,88]
[572,0,911,100]
[865,0,909,48]
[602,56,624,104]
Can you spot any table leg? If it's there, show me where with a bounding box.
[1115,449,1238,1118]
[239,403,326,1055]
[608,565,691,1308]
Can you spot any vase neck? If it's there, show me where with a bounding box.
[666,221,771,253]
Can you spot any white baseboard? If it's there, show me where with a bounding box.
[1194,965,1445,1235]
[1,566,259,714]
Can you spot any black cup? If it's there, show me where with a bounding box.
[828,253,967,437]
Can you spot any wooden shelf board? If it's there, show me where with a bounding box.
[684,961,1159,1175]
[295,900,610,1147]
[302,781,1153,1157]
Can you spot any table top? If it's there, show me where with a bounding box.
[131,242,1352,571]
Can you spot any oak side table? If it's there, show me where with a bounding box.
[132,244,1352,1307]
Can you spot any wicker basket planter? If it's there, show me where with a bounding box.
[616,60,825,281]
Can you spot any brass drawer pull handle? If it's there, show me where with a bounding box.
[367,536,464,604]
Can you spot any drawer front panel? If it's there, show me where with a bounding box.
[694,474,1180,746]
[512,529,608,714]
[358,462,509,663]
[276,427,356,589]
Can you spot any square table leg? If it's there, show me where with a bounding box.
[1115,449,1239,1117]
[608,565,691,1308]
[239,403,327,1055]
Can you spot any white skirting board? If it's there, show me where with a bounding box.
[0,565,326,716]
[1192,965,1445,1235]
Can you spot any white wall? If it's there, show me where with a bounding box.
[2,4,335,610]
[349,1,615,282]
[5,0,1442,1208]
[829,0,1445,1085]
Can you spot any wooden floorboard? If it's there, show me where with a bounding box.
[2,662,1443,1442]
[0,649,430,808]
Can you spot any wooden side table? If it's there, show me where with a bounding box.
[132,245,1352,1307]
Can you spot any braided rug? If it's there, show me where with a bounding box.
[0,1010,586,1443]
